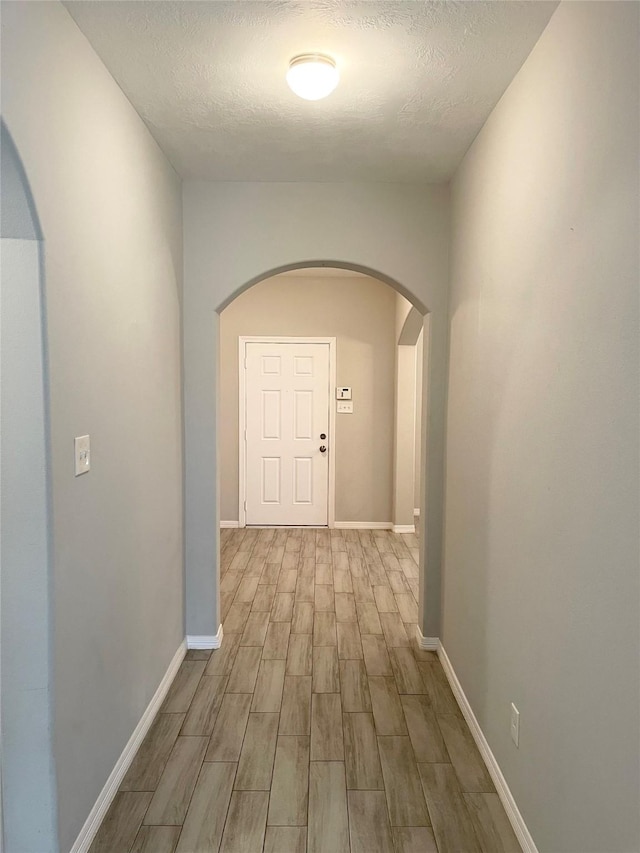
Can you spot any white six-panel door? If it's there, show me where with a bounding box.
[243,340,331,526]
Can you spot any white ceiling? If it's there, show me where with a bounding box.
[64,1,556,182]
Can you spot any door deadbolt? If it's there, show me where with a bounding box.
[320,433,326,440]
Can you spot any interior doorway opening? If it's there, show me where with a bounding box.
[213,262,433,648]
[219,267,426,534]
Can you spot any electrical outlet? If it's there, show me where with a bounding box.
[510,703,520,747]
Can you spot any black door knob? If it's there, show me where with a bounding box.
[319,445,327,453]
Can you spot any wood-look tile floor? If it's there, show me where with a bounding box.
[90,528,521,853]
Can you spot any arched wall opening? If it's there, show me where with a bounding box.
[217,260,428,315]
[184,256,442,651]
[0,120,58,852]
[219,267,422,533]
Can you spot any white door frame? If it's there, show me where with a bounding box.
[238,336,337,528]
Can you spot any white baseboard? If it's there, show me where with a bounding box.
[220,520,239,528]
[247,525,325,530]
[334,521,392,530]
[70,640,187,853]
[438,644,538,853]
[187,624,223,650]
[392,524,415,534]
[416,627,440,651]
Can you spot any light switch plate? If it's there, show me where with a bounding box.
[75,435,90,476]
[337,400,354,414]
[510,703,520,747]
[336,387,352,400]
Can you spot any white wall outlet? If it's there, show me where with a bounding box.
[336,387,352,400]
[337,400,354,413]
[74,435,90,476]
[510,703,520,747]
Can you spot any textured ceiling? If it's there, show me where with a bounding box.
[64,1,557,182]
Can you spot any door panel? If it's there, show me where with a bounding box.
[262,390,281,439]
[293,457,313,504]
[294,391,313,439]
[244,341,330,525]
[262,457,281,504]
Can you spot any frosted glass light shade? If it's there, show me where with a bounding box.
[287,54,339,101]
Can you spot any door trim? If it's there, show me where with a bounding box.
[238,336,336,529]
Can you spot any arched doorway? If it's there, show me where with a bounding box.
[220,267,422,532]
[184,257,443,653]
[0,122,58,851]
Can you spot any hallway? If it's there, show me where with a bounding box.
[89,527,519,853]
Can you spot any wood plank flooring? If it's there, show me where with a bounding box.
[90,527,520,853]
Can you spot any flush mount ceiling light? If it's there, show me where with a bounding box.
[286,54,339,101]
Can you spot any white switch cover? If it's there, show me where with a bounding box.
[75,435,90,476]
[510,703,520,747]
[337,400,353,414]
[336,387,352,400]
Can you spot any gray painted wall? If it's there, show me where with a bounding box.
[444,3,639,851]
[183,181,450,640]
[220,273,398,524]
[1,3,184,849]
[0,123,40,240]
[1,239,57,853]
